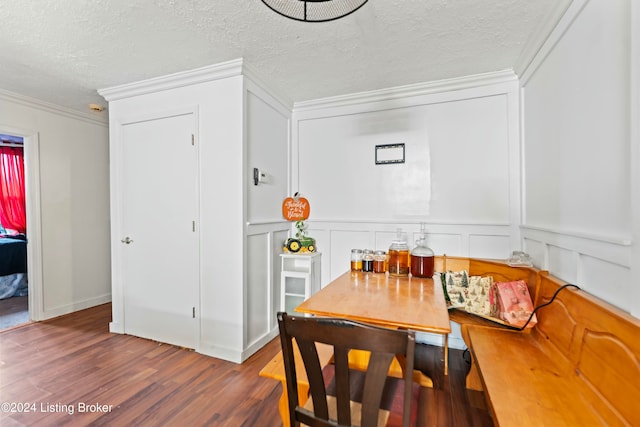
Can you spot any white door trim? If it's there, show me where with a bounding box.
[0,125,44,321]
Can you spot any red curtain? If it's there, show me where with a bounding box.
[0,147,26,234]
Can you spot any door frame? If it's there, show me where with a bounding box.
[109,105,201,347]
[0,125,44,321]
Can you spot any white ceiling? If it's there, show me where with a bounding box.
[0,0,571,114]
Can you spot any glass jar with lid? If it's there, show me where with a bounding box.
[388,231,410,276]
[373,250,387,273]
[410,225,434,278]
[362,249,374,272]
[350,249,363,271]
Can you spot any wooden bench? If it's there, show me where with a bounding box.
[436,256,640,425]
[434,256,542,390]
[464,271,640,426]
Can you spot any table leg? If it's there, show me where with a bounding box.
[444,334,449,375]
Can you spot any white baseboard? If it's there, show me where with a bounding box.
[41,294,111,321]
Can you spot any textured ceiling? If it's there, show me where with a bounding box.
[0,0,571,113]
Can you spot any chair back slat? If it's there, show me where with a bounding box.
[277,312,417,427]
[361,352,396,426]
[297,338,330,420]
[333,347,352,425]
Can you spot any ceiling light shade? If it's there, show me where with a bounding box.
[261,0,368,22]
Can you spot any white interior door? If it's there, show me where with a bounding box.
[120,112,199,349]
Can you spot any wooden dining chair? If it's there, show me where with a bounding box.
[277,311,423,427]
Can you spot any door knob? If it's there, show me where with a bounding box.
[121,237,133,244]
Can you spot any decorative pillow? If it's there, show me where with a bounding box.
[443,271,493,315]
[443,270,469,308]
[492,280,537,328]
[464,275,494,316]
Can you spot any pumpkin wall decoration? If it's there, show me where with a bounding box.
[282,193,316,253]
[282,194,310,221]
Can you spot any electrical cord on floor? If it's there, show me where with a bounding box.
[505,283,581,331]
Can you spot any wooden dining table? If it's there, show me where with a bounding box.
[295,270,452,380]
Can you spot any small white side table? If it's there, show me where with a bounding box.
[280,252,321,313]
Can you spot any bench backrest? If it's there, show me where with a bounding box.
[532,273,640,426]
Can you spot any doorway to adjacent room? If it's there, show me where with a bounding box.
[0,133,28,330]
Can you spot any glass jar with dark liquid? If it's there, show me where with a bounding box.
[410,228,434,278]
[388,239,410,277]
[362,249,374,272]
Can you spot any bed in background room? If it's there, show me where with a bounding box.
[0,235,27,299]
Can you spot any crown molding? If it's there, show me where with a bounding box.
[242,62,293,111]
[517,0,589,86]
[292,69,518,113]
[98,58,245,102]
[513,1,575,79]
[0,88,107,126]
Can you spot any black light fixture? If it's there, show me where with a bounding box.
[261,0,369,22]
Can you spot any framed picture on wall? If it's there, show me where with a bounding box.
[375,143,405,164]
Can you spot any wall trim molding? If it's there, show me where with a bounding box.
[306,219,513,228]
[97,57,294,113]
[0,88,107,126]
[43,293,112,321]
[292,69,518,113]
[242,62,293,110]
[513,0,575,78]
[99,58,245,102]
[519,0,590,86]
[522,226,632,268]
[521,225,632,247]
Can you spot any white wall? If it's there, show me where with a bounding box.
[0,89,111,319]
[292,72,522,348]
[520,0,639,316]
[293,74,521,286]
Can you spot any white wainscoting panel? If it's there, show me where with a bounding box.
[469,234,511,259]
[523,238,547,268]
[246,223,290,348]
[580,254,630,312]
[413,232,462,257]
[329,229,374,282]
[247,233,269,346]
[547,245,578,284]
[309,221,521,287]
[522,226,633,313]
[272,229,289,327]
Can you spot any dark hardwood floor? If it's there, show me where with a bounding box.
[0,303,493,426]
